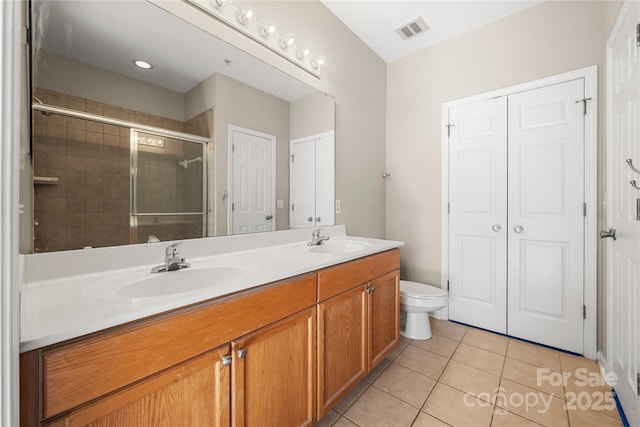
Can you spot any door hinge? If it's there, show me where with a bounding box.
[447,203,450,214]
[583,304,586,319]
[447,280,450,291]
[232,202,235,212]
[232,144,235,153]
[291,154,294,162]
[575,98,592,115]
[583,202,587,217]
[292,204,295,212]
[636,23,640,47]
[446,123,455,137]
[637,372,640,395]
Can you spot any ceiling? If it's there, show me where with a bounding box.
[35,0,314,101]
[320,1,544,63]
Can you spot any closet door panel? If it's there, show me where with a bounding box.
[507,80,585,353]
[448,97,508,333]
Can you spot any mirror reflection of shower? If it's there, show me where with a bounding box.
[31,99,209,252]
[131,130,207,244]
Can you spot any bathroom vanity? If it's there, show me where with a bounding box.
[19,228,402,426]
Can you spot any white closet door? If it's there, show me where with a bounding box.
[448,97,508,333]
[507,80,585,353]
[290,139,316,228]
[607,1,640,423]
[315,134,335,227]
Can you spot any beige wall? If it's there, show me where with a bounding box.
[386,0,623,356]
[33,50,186,121]
[290,92,335,140]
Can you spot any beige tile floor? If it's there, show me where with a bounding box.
[316,319,625,427]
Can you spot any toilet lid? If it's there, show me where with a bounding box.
[400,280,447,299]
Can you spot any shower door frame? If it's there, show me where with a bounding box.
[130,127,209,244]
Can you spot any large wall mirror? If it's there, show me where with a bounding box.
[28,0,335,253]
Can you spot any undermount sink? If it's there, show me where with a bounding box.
[86,265,246,300]
[308,240,372,254]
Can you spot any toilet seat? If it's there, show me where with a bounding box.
[400,280,446,299]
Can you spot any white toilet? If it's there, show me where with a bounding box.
[399,280,448,340]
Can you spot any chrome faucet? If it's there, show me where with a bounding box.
[151,243,190,273]
[308,228,330,246]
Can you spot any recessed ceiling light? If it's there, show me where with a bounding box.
[133,59,153,69]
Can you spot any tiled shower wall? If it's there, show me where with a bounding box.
[32,88,211,252]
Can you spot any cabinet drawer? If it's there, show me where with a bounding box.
[317,249,400,301]
[41,273,316,419]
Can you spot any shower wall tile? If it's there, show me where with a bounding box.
[34,89,204,252]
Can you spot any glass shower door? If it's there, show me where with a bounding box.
[131,129,207,243]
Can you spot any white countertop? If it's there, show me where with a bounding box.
[20,226,403,352]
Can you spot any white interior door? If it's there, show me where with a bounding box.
[290,139,316,228]
[314,134,335,227]
[607,2,640,423]
[448,97,508,333]
[507,80,585,353]
[289,132,335,229]
[230,127,275,234]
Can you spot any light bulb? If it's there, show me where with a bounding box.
[279,34,295,50]
[238,5,255,25]
[296,45,311,60]
[311,55,326,69]
[133,59,152,69]
[261,21,277,38]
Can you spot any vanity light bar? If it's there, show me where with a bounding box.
[186,0,325,78]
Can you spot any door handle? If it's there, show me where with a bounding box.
[626,158,640,174]
[513,225,524,233]
[599,228,616,241]
[315,216,321,222]
[307,217,313,222]
[265,215,273,220]
[491,224,502,232]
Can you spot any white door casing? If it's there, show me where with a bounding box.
[448,97,508,333]
[442,66,597,359]
[507,80,585,354]
[607,1,640,423]
[228,126,275,235]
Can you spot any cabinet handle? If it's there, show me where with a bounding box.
[222,355,232,366]
[237,348,247,359]
[370,286,376,292]
[365,286,376,294]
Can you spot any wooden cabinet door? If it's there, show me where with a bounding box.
[368,270,400,369]
[317,285,367,418]
[55,345,231,427]
[231,307,316,427]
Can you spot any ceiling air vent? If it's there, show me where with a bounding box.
[395,17,429,41]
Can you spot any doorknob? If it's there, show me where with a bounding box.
[265,215,273,220]
[315,216,321,222]
[513,225,524,233]
[307,217,313,222]
[599,228,617,241]
[491,224,502,232]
